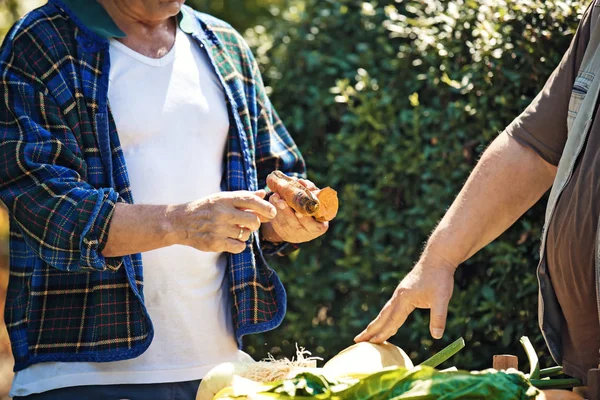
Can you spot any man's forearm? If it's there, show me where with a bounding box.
[103,192,277,258]
[422,132,557,267]
[103,203,178,257]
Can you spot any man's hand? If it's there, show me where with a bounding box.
[261,179,329,244]
[354,255,456,343]
[169,190,277,254]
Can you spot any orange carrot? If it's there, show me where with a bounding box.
[266,171,338,222]
[313,187,338,222]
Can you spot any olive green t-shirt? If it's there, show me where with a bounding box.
[505,1,600,381]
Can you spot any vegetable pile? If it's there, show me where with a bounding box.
[197,338,583,400]
[213,366,537,400]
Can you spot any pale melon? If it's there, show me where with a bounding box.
[322,342,413,377]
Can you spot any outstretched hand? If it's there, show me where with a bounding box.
[354,256,456,343]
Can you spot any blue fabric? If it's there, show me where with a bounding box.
[0,0,306,371]
[13,380,202,400]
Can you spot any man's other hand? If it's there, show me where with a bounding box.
[354,256,456,343]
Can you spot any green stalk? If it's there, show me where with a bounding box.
[539,366,563,378]
[419,338,465,369]
[519,336,540,380]
[440,367,458,372]
[530,378,583,390]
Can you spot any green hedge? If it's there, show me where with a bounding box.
[186,0,288,32]
[242,0,588,371]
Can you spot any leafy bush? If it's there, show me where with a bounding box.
[0,0,44,40]
[243,0,587,371]
[187,0,288,32]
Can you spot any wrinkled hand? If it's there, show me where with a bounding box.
[172,190,276,254]
[262,179,329,244]
[354,257,455,343]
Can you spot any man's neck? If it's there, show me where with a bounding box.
[97,0,178,59]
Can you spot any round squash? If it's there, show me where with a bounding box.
[322,342,413,377]
[196,351,322,400]
[196,352,255,400]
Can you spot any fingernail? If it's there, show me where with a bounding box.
[269,208,277,218]
[295,212,303,218]
[278,201,286,210]
[271,193,280,202]
[432,329,443,339]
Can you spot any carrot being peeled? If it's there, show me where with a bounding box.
[313,187,338,222]
[266,171,338,222]
[266,171,320,215]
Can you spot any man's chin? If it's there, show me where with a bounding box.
[150,1,185,21]
[161,0,186,11]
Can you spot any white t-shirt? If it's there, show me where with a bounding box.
[10,28,252,397]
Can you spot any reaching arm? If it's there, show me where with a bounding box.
[355,0,596,342]
[423,132,556,268]
[355,132,556,343]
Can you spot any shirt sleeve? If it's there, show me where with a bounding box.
[505,2,595,166]
[0,40,124,272]
[246,50,307,185]
[242,42,306,256]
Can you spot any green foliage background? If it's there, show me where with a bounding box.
[187,0,288,32]
[0,0,590,373]
[0,1,28,52]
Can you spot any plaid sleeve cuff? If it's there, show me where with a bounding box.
[79,188,124,271]
[260,240,300,257]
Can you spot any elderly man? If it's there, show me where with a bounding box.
[356,0,600,391]
[0,0,328,398]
